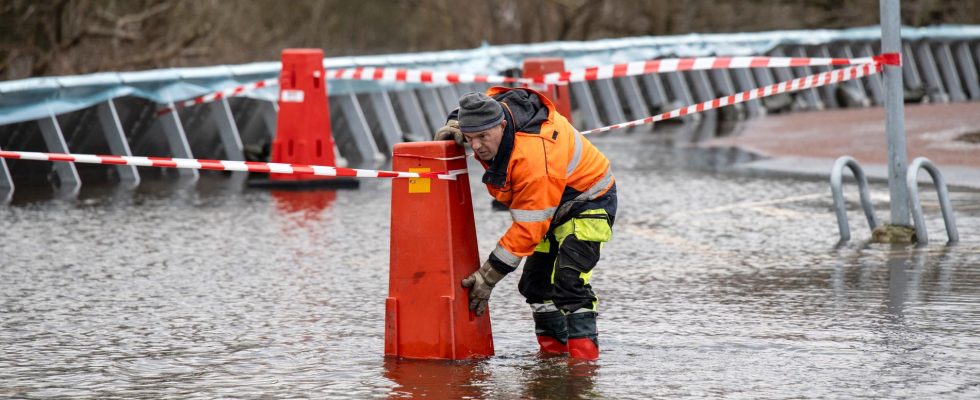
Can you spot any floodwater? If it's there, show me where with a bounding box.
[1,134,979,399]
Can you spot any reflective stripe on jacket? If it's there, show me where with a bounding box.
[480,87,615,273]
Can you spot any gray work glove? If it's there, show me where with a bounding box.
[461,260,506,316]
[434,119,464,146]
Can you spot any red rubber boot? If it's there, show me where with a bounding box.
[533,310,568,355]
[537,335,568,354]
[567,311,599,360]
[567,338,599,360]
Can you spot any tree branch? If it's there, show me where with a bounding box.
[115,26,208,68]
[84,26,140,41]
[117,1,173,27]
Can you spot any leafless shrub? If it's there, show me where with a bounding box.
[1,0,977,80]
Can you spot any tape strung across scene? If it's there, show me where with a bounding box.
[392,153,470,161]
[531,53,899,84]
[324,67,524,85]
[17,58,892,177]
[156,53,898,113]
[579,62,885,135]
[330,53,899,85]
[0,150,466,180]
[156,69,525,115]
[156,78,278,116]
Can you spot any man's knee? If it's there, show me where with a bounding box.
[518,251,556,302]
[518,277,550,302]
[552,236,601,313]
[553,268,598,312]
[556,235,601,280]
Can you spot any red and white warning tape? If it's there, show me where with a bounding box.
[533,53,899,84]
[393,153,470,161]
[321,54,900,86]
[2,61,890,181]
[324,67,527,85]
[0,150,466,180]
[155,69,525,115]
[580,62,884,135]
[156,78,278,116]
[155,53,898,115]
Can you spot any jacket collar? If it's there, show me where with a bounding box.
[482,104,516,188]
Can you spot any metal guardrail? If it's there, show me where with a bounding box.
[906,157,959,244]
[1,29,979,203]
[831,156,880,242]
[5,25,980,127]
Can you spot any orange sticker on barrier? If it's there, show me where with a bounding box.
[408,167,431,193]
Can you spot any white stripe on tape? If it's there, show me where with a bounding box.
[267,163,293,174]
[693,57,716,70]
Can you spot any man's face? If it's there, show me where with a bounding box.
[463,120,506,161]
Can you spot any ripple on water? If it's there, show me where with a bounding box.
[1,140,979,398]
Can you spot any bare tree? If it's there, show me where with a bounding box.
[2,0,978,80]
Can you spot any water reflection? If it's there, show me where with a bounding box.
[383,358,490,399]
[271,190,336,216]
[886,252,911,316]
[830,243,876,299]
[887,245,953,316]
[936,247,956,293]
[520,358,600,400]
[382,356,601,399]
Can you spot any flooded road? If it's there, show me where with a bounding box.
[2,136,979,398]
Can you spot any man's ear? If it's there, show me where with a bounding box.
[501,119,508,129]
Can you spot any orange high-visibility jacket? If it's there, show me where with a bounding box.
[478,87,615,273]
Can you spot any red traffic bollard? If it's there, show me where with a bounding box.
[385,141,494,360]
[258,48,356,188]
[523,58,572,125]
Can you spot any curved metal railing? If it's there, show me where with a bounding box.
[906,157,959,244]
[830,156,879,242]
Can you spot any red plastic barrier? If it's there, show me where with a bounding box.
[271,49,336,181]
[386,141,494,360]
[523,58,572,124]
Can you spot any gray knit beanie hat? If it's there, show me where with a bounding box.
[457,92,504,133]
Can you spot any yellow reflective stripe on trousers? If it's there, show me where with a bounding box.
[579,269,594,285]
[547,256,597,288]
[554,209,612,245]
